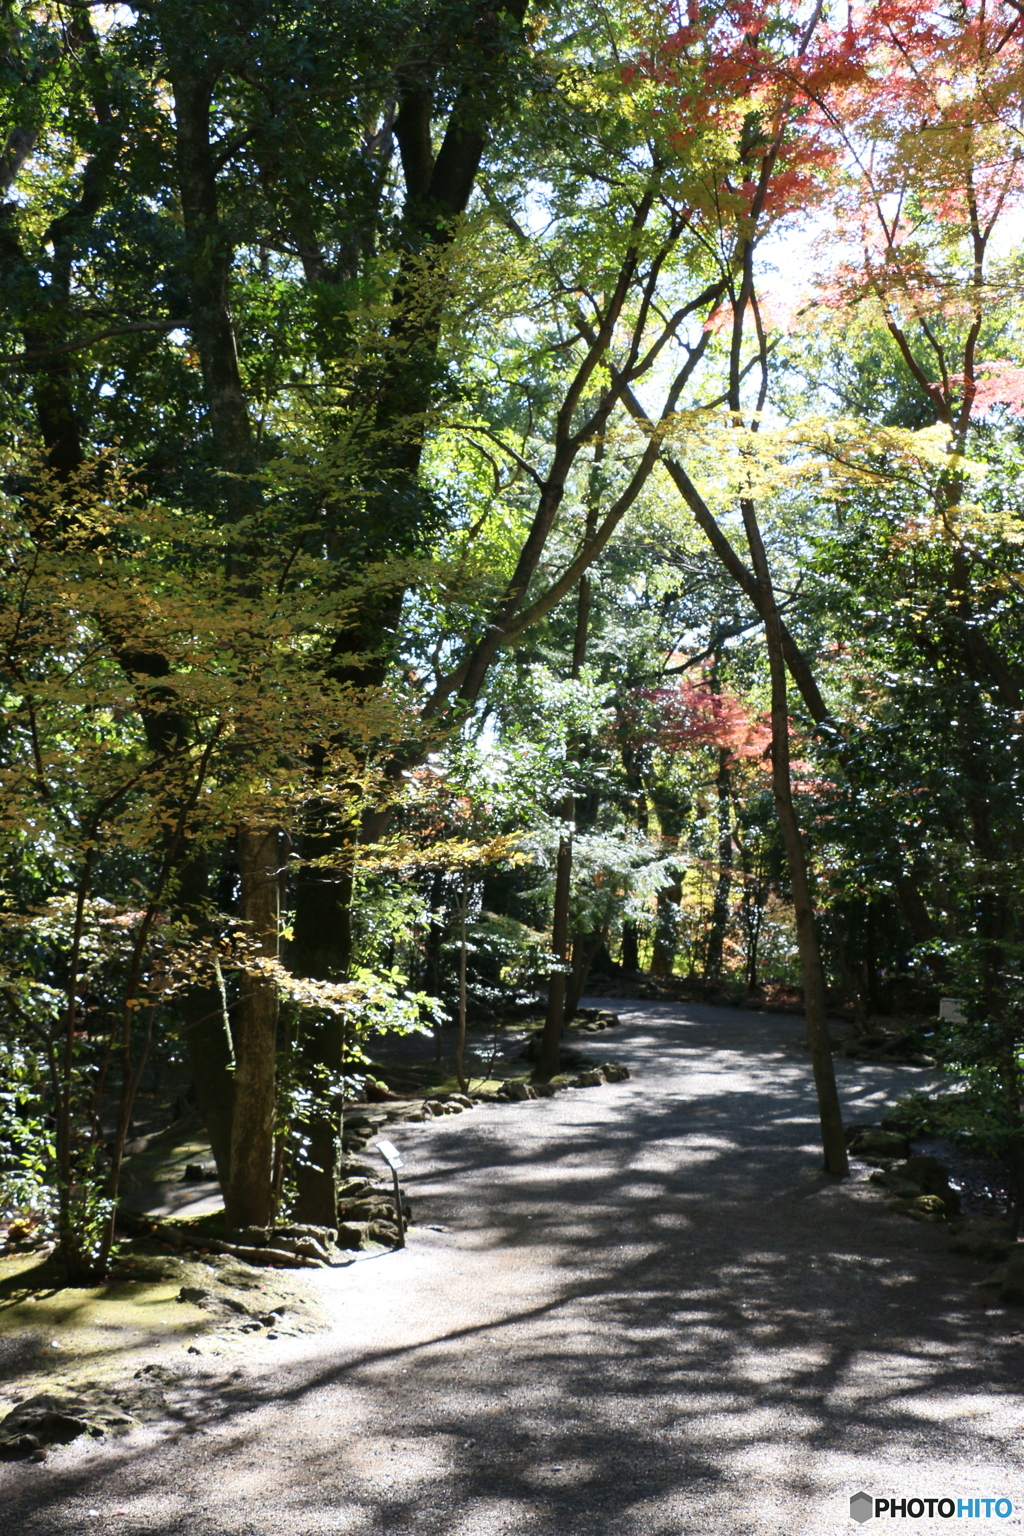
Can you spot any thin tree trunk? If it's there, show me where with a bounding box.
[705,746,734,984]
[736,812,771,996]
[53,842,98,1284]
[615,377,942,944]
[741,498,848,1176]
[427,868,445,1064]
[536,530,596,1079]
[834,909,870,1036]
[455,878,469,1094]
[537,795,575,1080]
[745,902,762,993]
[648,788,685,979]
[176,851,236,1184]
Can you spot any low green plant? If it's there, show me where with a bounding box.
[0,1040,58,1245]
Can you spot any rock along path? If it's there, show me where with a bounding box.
[5,1000,1024,1536]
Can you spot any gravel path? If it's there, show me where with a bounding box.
[5,1000,1023,1535]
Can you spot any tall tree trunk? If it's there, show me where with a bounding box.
[166,42,285,1217]
[291,0,532,985]
[275,0,536,1216]
[4,87,241,1221]
[165,51,261,535]
[741,500,848,1176]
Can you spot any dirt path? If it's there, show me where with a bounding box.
[4,1000,1023,1535]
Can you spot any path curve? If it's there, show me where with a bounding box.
[5,1000,1023,1535]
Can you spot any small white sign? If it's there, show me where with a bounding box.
[938,997,967,1024]
[375,1138,404,1171]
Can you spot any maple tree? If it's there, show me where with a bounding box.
[631,669,775,981]
[631,0,1019,1117]
[640,0,1024,1196]
[798,0,1024,1206]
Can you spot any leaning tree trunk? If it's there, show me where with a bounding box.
[741,497,849,1177]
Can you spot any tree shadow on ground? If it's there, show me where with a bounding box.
[4,1002,1021,1535]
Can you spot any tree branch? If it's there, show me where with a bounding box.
[1,320,178,370]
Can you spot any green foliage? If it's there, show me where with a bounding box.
[0,1038,57,1242]
[894,1080,1023,1161]
[2,0,1024,1247]
[272,966,437,1217]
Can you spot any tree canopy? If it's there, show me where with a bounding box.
[2,0,1023,1278]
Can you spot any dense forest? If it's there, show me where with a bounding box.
[2,0,1023,1282]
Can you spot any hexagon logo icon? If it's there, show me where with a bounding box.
[850,1491,873,1524]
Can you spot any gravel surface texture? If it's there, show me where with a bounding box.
[4,999,1023,1535]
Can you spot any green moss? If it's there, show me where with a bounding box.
[0,1247,210,1404]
